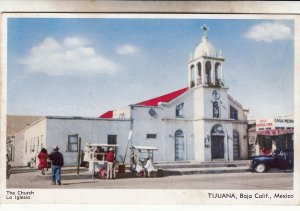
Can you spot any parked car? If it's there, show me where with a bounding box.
[249,149,294,173]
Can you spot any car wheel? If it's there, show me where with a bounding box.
[255,164,266,173]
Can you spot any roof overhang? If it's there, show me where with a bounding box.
[256,129,294,136]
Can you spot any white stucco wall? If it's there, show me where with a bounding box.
[163,89,194,119]
[12,117,47,167]
[113,106,131,119]
[10,131,25,167]
[131,104,195,162]
[46,117,131,165]
[194,120,205,161]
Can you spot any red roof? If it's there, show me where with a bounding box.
[99,87,188,118]
[135,87,188,106]
[99,110,113,118]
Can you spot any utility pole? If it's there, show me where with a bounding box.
[77,137,81,175]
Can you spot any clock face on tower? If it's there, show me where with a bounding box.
[212,90,220,100]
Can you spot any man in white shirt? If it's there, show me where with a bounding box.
[144,157,156,177]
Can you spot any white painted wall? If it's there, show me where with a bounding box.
[113,106,131,119]
[12,117,47,167]
[46,118,131,165]
[194,120,205,161]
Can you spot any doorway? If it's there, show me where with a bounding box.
[175,130,185,161]
[211,124,225,160]
[233,131,240,160]
[211,136,225,159]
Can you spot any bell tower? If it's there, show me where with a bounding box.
[188,24,225,88]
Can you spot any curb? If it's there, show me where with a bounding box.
[164,168,250,176]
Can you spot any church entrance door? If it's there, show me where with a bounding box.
[211,135,225,159]
[211,124,225,160]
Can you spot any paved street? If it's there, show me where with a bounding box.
[7,170,293,190]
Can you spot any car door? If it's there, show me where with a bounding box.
[275,151,289,169]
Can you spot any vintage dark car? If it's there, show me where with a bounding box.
[249,149,294,173]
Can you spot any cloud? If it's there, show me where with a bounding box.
[116,44,139,55]
[244,22,292,43]
[20,37,118,76]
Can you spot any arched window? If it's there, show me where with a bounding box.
[211,124,224,135]
[233,130,240,160]
[215,63,221,85]
[175,130,185,161]
[205,61,211,85]
[197,62,202,77]
[190,65,195,88]
[197,62,202,85]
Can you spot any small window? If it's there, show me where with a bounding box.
[108,135,117,145]
[146,134,157,139]
[176,103,184,117]
[68,134,79,152]
[230,106,238,120]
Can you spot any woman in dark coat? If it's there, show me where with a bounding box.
[38,148,48,175]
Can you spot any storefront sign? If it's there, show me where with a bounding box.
[256,117,294,131]
[256,119,273,130]
[274,118,294,123]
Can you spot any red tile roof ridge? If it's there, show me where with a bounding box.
[99,87,189,118]
[135,87,189,107]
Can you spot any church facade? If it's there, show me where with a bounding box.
[100,25,249,162]
[11,26,249,167]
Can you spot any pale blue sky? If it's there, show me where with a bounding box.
[7,18,294,119]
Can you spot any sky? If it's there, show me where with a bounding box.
[7,18,294,119]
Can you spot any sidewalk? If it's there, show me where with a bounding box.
[39,162,250,180]
[11,160,251,179]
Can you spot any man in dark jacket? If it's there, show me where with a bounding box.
[49,146,64,185]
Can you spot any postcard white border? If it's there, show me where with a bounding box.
[0,1,299,206]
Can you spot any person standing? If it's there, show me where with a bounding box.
[106,148,115,179]
[49,146,64,185]
[38,148,48,175]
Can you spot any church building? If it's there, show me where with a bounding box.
[100,25,249,162]
[11,25,249,167]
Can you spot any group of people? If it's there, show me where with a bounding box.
[37,146,64,185]
[37,144,156,184]
[131,153,156,177]
[83,144,116,179]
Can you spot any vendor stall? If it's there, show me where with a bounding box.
[84,144,118,178]
[129,145,158,172]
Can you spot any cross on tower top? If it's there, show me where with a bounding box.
[201,24,209,37]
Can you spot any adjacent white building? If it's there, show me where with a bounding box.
[11,25,249,167]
